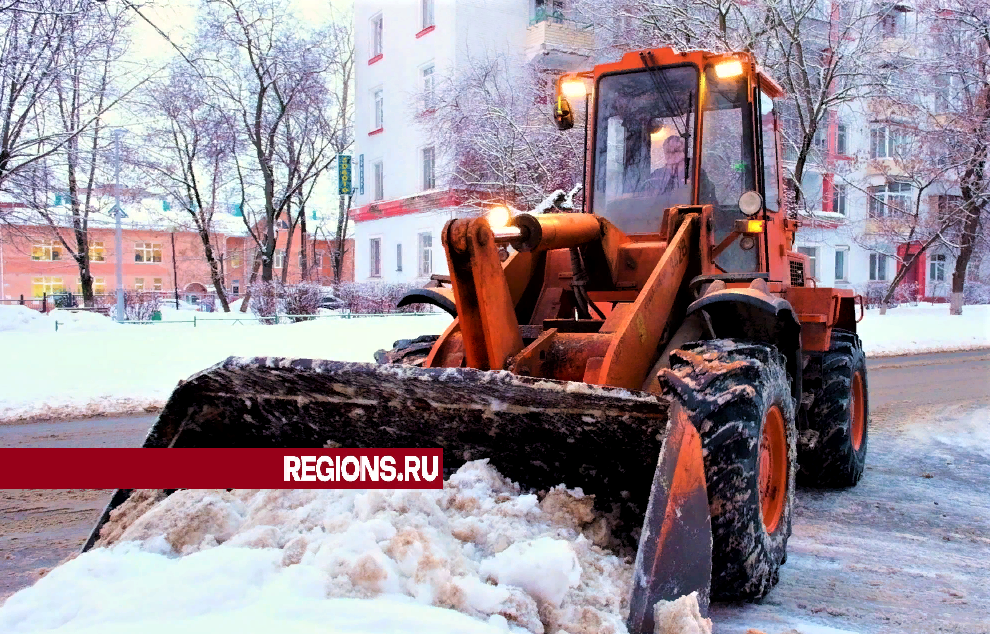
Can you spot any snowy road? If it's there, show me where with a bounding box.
[1,351,988,633]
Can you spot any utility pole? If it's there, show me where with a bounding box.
[113,129,126,322]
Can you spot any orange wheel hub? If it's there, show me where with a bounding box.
[759,405,787,534]
[851,371,865,451]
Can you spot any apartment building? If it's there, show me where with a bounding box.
[349,0,593,283]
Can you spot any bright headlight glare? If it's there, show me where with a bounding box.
[487,205,512,228]
[715,59,744,78]
[560,79,587,100]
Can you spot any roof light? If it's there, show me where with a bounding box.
[715,59,744,78]
[560,79,587,100]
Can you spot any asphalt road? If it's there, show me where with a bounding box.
[1,350,988,633]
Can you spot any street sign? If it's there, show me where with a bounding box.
[338,154,352,195]
[359,154,365,196]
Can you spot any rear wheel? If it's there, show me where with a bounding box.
[659,339,797,601]
[798,330,868,487]
[374,334,441,366]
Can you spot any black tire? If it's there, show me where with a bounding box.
[373,334,441,366]
[659,339,797,601]
[798,330,868,488]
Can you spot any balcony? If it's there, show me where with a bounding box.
[524,12,594,70]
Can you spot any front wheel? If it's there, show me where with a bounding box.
[799,330,869,487]
[659,339,797,601]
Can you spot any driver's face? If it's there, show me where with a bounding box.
[664,137,684,165]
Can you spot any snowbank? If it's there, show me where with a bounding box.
[857,304,990,357]
[0,461,632,634]
[0,305,119,333]
[0,313,453,424]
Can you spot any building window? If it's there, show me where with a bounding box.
[370,238,382,277]
[869,253,888,281]
[373,88,384,130]
[869,181,911,218]
[422,146,436,190]
[32,239,62,261]
[418,232,432,277]
[230,250,242,268]
[422,0,434,28]
[836,123,847,155]
[153,278,163,291]
[135,242,162,263]
[89,241,105,262]
[880,5,908,38]
[373,161,384,201]
[935,194,963,219]
[79,277,107,295]
[422,65,435,110]
[134,278,145,291]
[396,243,403,272]
[274,250,284,269]
[232,279,240,295]
[371,13,383,58]
[835,246,849,282]
[870,125,904,159]
[797,246,818,280]
[930,254,946,282]
[832,183,847,215]
[32,276,64,297]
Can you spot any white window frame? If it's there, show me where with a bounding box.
[797,246,818,280]
[869,181,911,218]
[834,246,850,282]
[421,0,434,29]
[232,279,241,295]
[373,88,384,130]
[134,277,145,291]
[836,123,847,155]
[418,232,433,277]
[89,241,105,262]
[134,242,162,263]
[32,276,64,298]
[869,253,888,281]
[153,278,163,292]
[370,13,383,58]
[422,145,436,190]
[930,253,946,282]
[32,239,62,261]
[274,250,284,269]
[373,160,384,201]
[832,182,847,215]
[369,237,382,278]
[870,125,905,159]
[396,242,403,272]
[421,64,436,110]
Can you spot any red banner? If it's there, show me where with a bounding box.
[0,449,444,489]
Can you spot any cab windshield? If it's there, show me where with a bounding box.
[591,66,699,234]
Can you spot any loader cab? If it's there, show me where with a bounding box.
[573,49,786,276]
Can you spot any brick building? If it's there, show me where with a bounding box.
[0,197,354,308]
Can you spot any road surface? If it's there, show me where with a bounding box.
[1,350,988,633]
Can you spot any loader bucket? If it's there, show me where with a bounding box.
[83,356,713,610]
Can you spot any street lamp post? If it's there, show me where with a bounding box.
[113,129,126,322]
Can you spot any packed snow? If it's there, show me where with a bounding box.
[0,461,633,634]
[0,308,452,423]
[0,302,986,423]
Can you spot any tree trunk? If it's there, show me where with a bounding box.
[196,229,230,312]
[239,252,264,313]
[299,205,308,281]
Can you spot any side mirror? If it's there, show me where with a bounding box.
[554,95,574,130]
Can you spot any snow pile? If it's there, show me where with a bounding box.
[48,309,119,332]
[0,461,633,634]
[0,313,453,423]
[0,305,49,333]
[653,592,711,634]
[858,304,990,356]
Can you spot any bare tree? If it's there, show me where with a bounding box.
[5,1,134,307]
[199,0,349,283]
[924,1,990,314]
[424,55,585,213]
[138,61,235,311]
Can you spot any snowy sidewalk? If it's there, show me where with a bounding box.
[0,304,987,424]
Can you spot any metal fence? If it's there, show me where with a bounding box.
[52,310,439,331]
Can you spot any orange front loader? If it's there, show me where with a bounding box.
[85,48,870,633]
